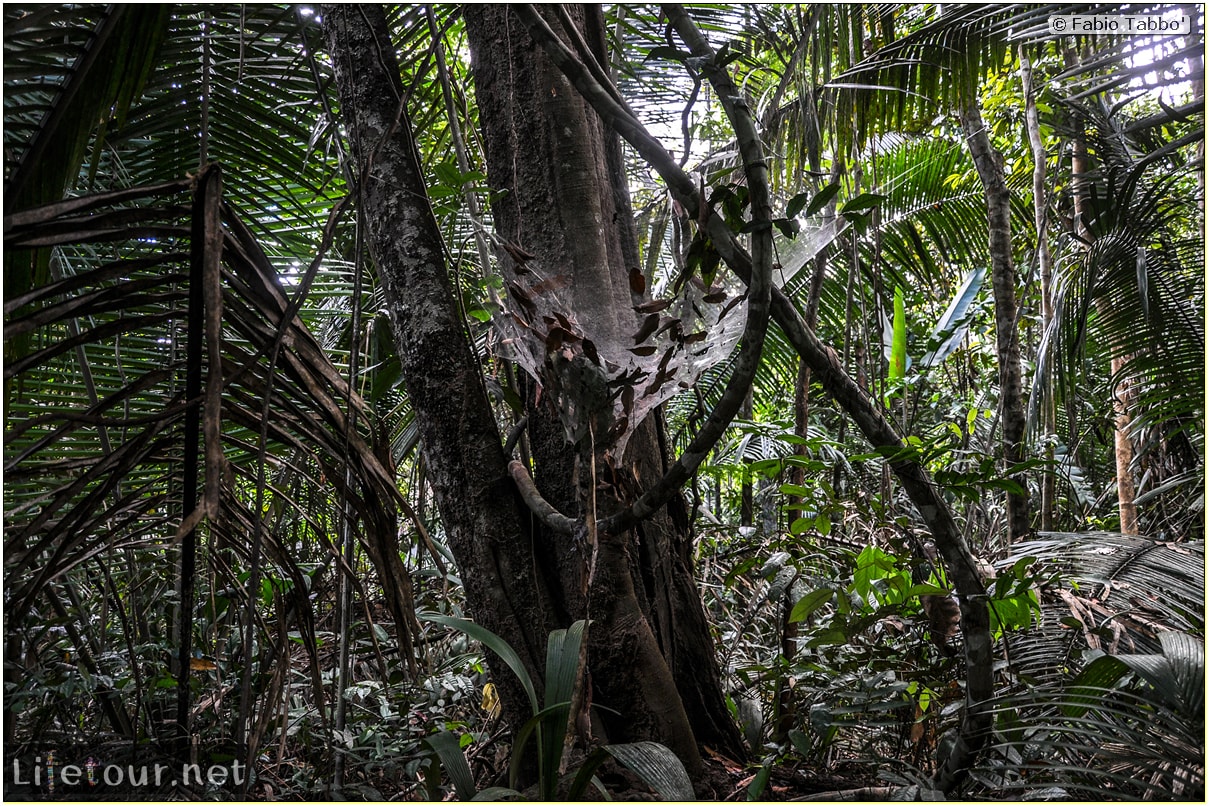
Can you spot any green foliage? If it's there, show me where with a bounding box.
[417,615,692,801]
[5,6,170,214]
[986,557,1042,637]
[886,285,907,402]
[1070,631,1205,721]
[978,634,1205,800]
[4,2,1203,800]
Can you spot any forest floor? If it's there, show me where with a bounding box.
[696,754,889,802]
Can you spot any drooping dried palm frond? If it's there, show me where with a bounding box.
[4,170,418,754]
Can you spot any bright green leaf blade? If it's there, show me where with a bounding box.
[420,613,538,713]
[423,730,477,801]
[889,286,907,385]
[789,588,833,623]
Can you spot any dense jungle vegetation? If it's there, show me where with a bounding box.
[3,3,1204,801]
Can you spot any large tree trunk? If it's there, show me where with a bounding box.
[463,3,742,767]
[321,1,557,746]
[960,98,1032,542]
[515,17,994,789]
[326,2,742,783]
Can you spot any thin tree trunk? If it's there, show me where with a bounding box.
[1064,49,1140,535]
[1019,46,1056,532]
[1070,124,1140,535]
[960,98,1031,542]
[1109,361,1140,534]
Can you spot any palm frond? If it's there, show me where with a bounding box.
[1031,102,1204,518]
[4,173,419,750]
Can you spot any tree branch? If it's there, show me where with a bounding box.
[508,459,578,535]
[518,5,993,789]
[502,416,528,458]
[512,4,773,536]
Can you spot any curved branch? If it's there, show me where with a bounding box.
[518,4,993,787]
[508,459,577,535]
[512,4,773,536]
[502,415,528,458]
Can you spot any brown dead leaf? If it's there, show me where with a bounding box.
[629,267,646,295]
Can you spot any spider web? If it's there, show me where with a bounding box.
[492,255,747,460]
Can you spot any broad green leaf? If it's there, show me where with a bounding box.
[806,628,848,647]
[423,730,477,801]
[789,588,833,623]
[786,190,812,219]
[789,517,813,535]
[420,613,538,713]
[839,192,886,214]
[604,742,695,801]
[805,181,843,217]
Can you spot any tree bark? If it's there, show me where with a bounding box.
[960,98,1032,542]
[464,2,743,770]
[1019,47,1056,532]
[516,21,994,787]
[322,2,556,742]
